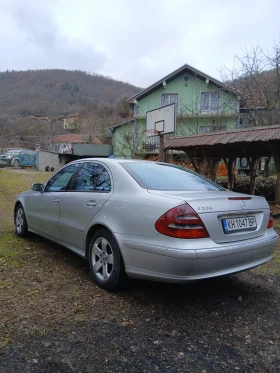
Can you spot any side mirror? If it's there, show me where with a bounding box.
[32,183,44,192]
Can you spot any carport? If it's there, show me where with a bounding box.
[165,125,280,200]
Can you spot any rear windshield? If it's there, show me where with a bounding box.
[121,162,224,191]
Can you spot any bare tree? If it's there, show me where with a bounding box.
[113,121,146,159]
[221,41,280,127]
[221,40,280,198]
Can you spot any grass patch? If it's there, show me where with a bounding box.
[252,248,280,276]
[0,169,50,232]
[0,168,280,347]
[0,169,110,341]
[0,232,25,267]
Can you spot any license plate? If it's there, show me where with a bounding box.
[222,216,257,234]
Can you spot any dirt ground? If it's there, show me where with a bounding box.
[1,269,280,373]
[0,169,280,373]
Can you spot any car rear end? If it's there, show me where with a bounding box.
[125,190,278,282]
[116,161,278,282]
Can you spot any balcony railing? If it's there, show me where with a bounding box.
[134,102,240,117]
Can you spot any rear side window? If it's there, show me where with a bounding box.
[121,162,223,191]
[70,162,111,192]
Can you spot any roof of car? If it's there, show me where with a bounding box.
[71,158,152,164]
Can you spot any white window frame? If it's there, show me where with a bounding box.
[199,125,226,134]
[161,93,178,113]
[200,92,219,114]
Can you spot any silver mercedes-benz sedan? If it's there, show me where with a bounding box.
[14,159,278,290]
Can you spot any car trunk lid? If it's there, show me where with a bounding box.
[148,190,270,243]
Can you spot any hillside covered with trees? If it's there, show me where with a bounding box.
[0,69,142,151]
[0,69,141,117]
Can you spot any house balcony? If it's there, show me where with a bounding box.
[133,102,240,118]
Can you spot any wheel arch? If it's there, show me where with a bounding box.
[12,157,20,165]
[14,201,23,223]
[85,224,122,260]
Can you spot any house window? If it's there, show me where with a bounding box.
[199,125,226,134]
[200,92,219,113]
[134,105,139,115]
[161,94,178,112]
[199,126,212,134]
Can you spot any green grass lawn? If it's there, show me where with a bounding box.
[0,168,279,348]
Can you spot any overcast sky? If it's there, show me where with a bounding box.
[1,0,279,88]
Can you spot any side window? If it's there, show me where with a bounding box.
[71,162,111,192]
[94,169,111,191]
[45,164,80,192]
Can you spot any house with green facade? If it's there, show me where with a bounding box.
[107,64,240,158]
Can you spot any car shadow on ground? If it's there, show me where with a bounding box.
[27,233,277,313]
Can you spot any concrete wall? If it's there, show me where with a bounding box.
[38,151,65,172]
[37,145,113,171]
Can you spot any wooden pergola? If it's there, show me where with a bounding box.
[164,125,280,199]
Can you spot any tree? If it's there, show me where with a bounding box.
[221,41,280,127]
[221,40,280,199]
[113,120,146,159]
[114,94,131,118]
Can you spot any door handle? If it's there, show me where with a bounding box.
[85,200,97,207]
[52,198,59,204]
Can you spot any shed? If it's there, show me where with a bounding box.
[165,125,280,199]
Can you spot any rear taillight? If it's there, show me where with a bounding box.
[267,212,274,229]
[155,203,209,239]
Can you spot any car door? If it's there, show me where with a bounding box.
[29,163,81,239]
[58,161,112,251]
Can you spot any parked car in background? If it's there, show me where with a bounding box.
[14,159,278,291]
[1,149,36,168]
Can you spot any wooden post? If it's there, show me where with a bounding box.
[210,159,219,182]
[223,158,236,190]
[227,159,234,190]
[276,173,280,201]
[199,159,206,174]
[263,157,271,178]
[272,155,280,201]
[250,158,258,195]
[159,134,166,162]
[189,156,200,173]
[269,144,280,201]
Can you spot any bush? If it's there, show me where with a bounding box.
[217,175,276,201]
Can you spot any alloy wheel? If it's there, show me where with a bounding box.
[91,237,114,281]
[16,207,24,234]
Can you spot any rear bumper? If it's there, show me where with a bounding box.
[120,233,279,282]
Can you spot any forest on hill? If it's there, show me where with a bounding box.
[0,69,141,117]
[0,69,142,151]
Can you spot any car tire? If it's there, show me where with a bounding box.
[13,159,20,168]
[15,204,28,238]
[89,229,126,291]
